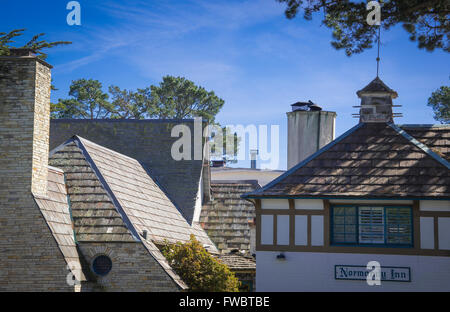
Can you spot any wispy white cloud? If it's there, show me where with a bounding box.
[54,0,287,72]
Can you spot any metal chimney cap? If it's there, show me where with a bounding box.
[291,100,322,112]
[308,104,322,111]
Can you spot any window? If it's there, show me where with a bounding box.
[92,255,113,276]
[331,205,413,247]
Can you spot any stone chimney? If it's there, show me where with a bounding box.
[356,77,400,123]
[0,49,52,197]
[287,102,336,169]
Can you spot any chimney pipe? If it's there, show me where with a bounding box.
[250,149,258,169]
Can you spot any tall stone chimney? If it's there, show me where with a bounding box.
[0,49,52,197]
[287,101,336,169]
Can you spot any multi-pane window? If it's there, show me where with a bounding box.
[331,205,413,247]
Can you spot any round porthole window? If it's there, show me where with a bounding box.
[92,255,112,276]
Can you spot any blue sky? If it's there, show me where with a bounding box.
[2,0,449,170]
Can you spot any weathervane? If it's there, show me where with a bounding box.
[376,26,381,77]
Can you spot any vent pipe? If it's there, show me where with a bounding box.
[250,149,258,169]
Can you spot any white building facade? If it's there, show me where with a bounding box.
[253,198,450,291]
[243,78,450,292]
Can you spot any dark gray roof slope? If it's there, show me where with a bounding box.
[50,136,217,249]
[49,141,135,242]
[50,135,222,289]
[357,77,398,98]
[78,136,216,249]
[244,123,450,199]
[50,119,206,224]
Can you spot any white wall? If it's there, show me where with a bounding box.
[420,217,434,249]
[261,215,273,245]
[295,199,323,210]
[256,251,450,292]
[277,215,290,245]
[420,200,450,211]
[192,175,203,222]
[438,218,450,250]
[294,216,307,246]
[311,215,324,246]
[261,199,289,210]
[211,169,284,187]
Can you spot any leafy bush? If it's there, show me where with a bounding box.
[161,235,240,292]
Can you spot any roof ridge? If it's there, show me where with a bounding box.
[72,137,203,289]
[242,122,364,198]
[73,137,141,241]
[399,124,450,129]
[388,123,450,169]
[75,135,138,163]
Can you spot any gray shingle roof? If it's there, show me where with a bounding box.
[34,167,86,282]
[49,141,135,242]
[357,77,398,98]
[77,136,217,250]
[49,119,206,224]
[201,181,259,252]
[244,123,450,199]
[215,253,256,271]
[49,135,222,290]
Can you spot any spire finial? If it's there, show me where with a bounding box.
[376,26,381,77]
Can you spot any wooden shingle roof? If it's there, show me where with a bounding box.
[244,123,450,199]
[215,253,256,271]
[399,125,450,160]
[201,181,259,252]
[357,77,398,98]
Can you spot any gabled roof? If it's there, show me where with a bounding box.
[50,135,221,290]
[50,136,217,248]
[243,123,450,199]
[49,119,207,224]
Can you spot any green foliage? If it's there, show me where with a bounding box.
[52,76,237,161]
[277,0,450,56]
[52,76,225,123]
[428,85,450,124]
[0,28,71,60]
[108,86,148,119]
[52,79,113,119]
[161,235,240,292]
[147,76,225,124]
